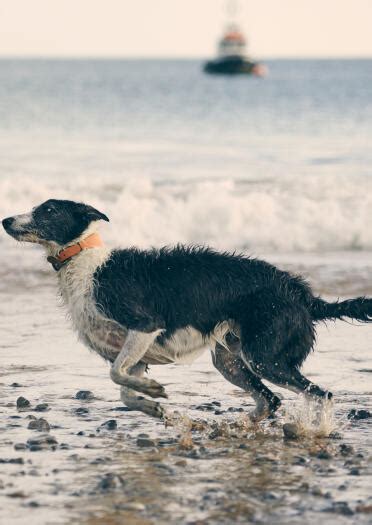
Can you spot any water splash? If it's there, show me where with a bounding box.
[284,395,339,438]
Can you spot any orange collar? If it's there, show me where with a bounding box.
[47,233,104,271]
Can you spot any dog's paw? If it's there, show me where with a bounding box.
[142,400,165,419]
[141,379,168,399]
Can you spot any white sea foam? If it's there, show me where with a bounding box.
[1,173,372,254]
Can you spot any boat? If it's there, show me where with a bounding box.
[203,24,267,77]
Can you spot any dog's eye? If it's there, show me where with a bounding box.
[46,208,54,213]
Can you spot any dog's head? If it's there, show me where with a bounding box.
[2,199,109,248]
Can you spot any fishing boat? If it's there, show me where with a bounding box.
[204,24,267,77]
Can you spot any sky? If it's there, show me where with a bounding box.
[1,0,372,58]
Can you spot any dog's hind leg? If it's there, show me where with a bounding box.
[240,307,332,401]
[110,329,168,399]
[120,362,165,419]
[212,338,281,421]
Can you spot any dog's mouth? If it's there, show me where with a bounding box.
[2,216,41,244]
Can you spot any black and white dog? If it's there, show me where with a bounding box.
[3,199,372,420]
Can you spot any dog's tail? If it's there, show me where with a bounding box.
[311,296,372,323]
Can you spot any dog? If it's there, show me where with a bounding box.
[3,199,372,420]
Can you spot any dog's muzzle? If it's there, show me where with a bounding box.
[2,217,15,232]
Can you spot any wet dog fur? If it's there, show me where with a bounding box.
[3,199,372,420]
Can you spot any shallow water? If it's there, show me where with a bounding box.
[0,253,371,525]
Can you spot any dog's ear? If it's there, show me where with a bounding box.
[83,204,110,223]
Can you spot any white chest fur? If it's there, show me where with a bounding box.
[57,247,125,361]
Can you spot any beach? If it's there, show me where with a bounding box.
[0,58,371,524]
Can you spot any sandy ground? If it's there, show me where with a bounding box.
[0,253,371,524]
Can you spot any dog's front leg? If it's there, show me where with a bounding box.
[119,362,165,419]
[110,329,167,399]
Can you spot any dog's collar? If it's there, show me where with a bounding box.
[47,233,104,271]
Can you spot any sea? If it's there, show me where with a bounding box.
[0,59,371,524]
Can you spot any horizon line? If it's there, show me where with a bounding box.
[0,54,372,60]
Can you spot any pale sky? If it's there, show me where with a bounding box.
[1,0,372,58]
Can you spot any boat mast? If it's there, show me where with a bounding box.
[225,0,241,24]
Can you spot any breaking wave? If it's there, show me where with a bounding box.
[1,172,372,253]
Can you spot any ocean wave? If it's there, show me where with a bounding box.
[1,173,372,253]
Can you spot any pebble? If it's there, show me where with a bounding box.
[6,491,26,498]
[175,459,187,467]
[293,456,307,465]
[195,403,216,412]
[74,407,89,415]
[14,443,27,451]
[75,390,94,400]
[97,473,125,491]
[339,444,354,456]
[208,428,223,440]
[136,438,156,448]
[16,397,30,409]
[26,435,58,451]
[186,449,201,459]
[101,420,117,430]
[324,501,354,516]
[316,450,332,460]
[10,383,22,388]
[27,418,50,432]
[328,431,342,440]
[348,409,371,420]
[349,468,360,476]
[0,458,24,464]
[282,423,300,439]
[157,438,177,447]
[34,403,49,412]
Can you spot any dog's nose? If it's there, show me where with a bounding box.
[2,217,14,231]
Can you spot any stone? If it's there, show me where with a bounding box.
[97,473,125,491]
[348,409,371,420]
[74,407,89,415]
[324,501,354,516]
[0,458,24,464]
[316,450,332,460]
[75,390,94,400]
[283,423,300,439]
[34,403,49,412]
[26,435,58,451]
[27,418,50,432]
[339,444,354,456]
[16,397,30,409]
[101,420,117,430]
[14,443,27,451]
[136,438,156,448]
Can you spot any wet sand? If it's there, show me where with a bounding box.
[1,253,372,524]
